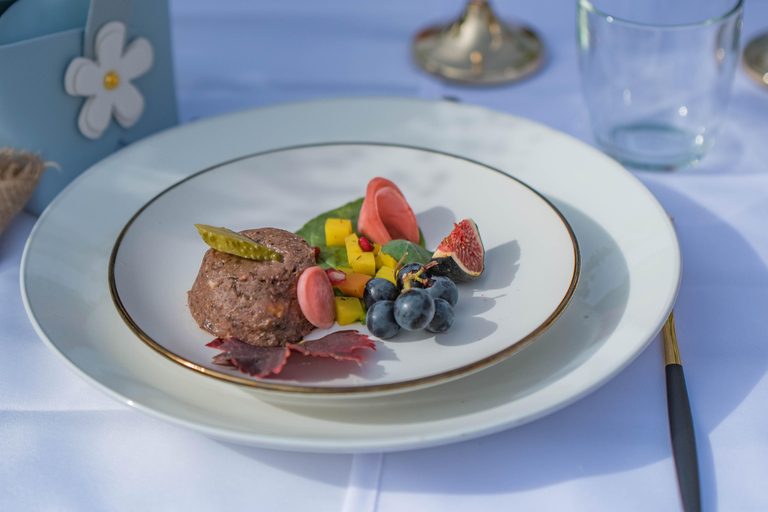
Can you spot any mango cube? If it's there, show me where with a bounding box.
[373,243,384,269]
[349,251,376,276]
[345,233,362,256]
[325,219,353,247]
[380,253,398,269]
[335,297,365,326]
[375,266,397,285]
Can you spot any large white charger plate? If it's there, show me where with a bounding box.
[110,143,579,395]
[21,98,680,452]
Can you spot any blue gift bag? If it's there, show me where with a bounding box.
[0,0,178,215]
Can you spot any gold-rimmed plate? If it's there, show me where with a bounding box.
[21,98,680,451]
[109,143,579,397]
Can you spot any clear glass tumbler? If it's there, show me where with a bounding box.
[577,0,743,170]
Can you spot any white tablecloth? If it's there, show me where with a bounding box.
[2,0,768,510]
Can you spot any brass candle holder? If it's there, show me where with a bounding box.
[412,0,544,86]
[744,33,768,88]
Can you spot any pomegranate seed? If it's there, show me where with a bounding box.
[311,246,321,260]
[325,268,347,286]
[359,236,375,252]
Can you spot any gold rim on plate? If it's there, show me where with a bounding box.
[108,142,581,395]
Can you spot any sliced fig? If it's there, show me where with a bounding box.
[429,219,485,282]
[357,177,420,245]
[297,266,336,329]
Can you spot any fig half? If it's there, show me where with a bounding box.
[429,219,485,282]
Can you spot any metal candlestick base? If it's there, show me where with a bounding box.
[412,0,544,86]
[744,33,768,88]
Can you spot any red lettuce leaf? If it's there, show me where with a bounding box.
[206,338,225,349]
[288,330,376,362]
[208,337,290,377]
[206,331,375,378]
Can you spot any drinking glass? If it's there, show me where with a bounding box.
[577,0,743,170]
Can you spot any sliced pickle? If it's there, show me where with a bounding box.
[195,224,283,262]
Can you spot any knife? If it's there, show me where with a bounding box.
[662,310,701,512]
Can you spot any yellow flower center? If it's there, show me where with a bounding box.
[103,71,120,90]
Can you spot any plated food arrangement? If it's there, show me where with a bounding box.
[188,177,486,378]
[105,142,581,397]
[22,102,675,451]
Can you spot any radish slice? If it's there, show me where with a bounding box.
[357,177,420,245]
[297,266,336,329]
[366,177,405,198]
[375,187,420,243]
[357,178,399,244]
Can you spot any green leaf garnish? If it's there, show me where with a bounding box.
[381,240,433,265]
[295,197,427,269]
[295,198,363,269]
[295,198,364,248]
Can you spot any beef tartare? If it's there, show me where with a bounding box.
[188,228,315,347]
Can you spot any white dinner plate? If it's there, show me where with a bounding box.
[21,98,680,452]
[110,143,579,396]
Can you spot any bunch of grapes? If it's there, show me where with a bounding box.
[364,262,459,339]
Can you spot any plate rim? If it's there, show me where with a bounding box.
[19,97,681,452]
[108,141,581,395]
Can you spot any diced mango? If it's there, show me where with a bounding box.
[375,266,397,285]
[380,253,398,269]
[336,267,354,275]
[335,272,372,298]
[335,297,365,326]
[372,243,383,269]
[325,219,352,247]
[345,233,362,256]
[349,251,376,276]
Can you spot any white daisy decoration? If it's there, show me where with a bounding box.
[64,21,153,140]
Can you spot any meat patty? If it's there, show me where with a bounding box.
[188,228,316,347]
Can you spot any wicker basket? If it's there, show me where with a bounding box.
[0,149,46,235]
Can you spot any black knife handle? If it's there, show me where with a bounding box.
[666,363,701,512]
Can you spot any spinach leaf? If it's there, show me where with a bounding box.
[381,240,433,266]
[318,246,349,269]
[295,198,362,269]
[295,197,364,247]
[295,196,428,268]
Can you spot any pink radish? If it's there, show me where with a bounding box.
[375,187,420,243]
[297,266,336,329]
[357,177,420,245]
